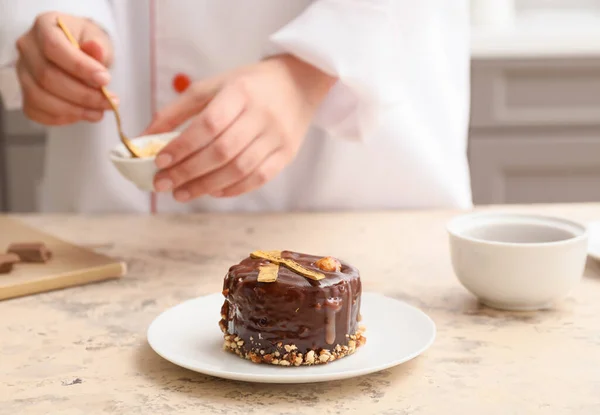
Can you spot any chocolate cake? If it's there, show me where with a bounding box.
[219,250,365,366]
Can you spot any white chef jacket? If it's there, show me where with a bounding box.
[0,0,473,213]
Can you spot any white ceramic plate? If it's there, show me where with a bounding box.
[147,292,436,383]
[587,220,600,261]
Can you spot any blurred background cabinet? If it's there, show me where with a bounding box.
[0,104,46,212]
[469,57,600,204]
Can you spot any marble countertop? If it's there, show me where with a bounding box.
[2,204,600,414]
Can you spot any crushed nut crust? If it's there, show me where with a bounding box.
[221,326,366,367]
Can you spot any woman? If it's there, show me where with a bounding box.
[0,0,472,213]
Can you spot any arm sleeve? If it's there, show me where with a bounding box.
[267,0,404,142]
[0,0,116,109]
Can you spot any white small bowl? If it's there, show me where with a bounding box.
[109,132,180,191]
[447,212,588,311]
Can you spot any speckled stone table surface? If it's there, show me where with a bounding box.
[1,204,600,415]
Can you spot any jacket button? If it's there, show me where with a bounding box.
[172,73,191,93]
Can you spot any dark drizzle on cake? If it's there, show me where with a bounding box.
[220,251,362,353]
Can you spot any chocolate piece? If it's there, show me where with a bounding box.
[0,253,20,274]
[7,242,52,263]
[220,250,365,366]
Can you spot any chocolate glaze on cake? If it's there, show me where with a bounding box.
[219,250,365,365]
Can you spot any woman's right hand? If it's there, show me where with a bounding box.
[16,12,116,126]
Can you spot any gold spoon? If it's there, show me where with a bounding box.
[56,17,141,158]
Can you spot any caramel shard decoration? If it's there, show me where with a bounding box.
[250,250,325,281]
[250,250,283,263]
[257,263,279,283]
[283,259,326,281]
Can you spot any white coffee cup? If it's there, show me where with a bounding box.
[447,212,588,311]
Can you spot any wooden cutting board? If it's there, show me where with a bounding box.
[0,216,126,301]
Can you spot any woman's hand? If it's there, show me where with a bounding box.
[16,12,116,125]
[145,54,336,201]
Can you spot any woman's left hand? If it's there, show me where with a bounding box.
[144,54,336,201]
